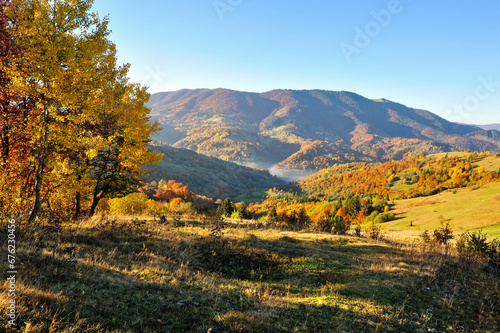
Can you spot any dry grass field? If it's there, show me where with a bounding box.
[1,216,499,332]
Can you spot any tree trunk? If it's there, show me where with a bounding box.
[74,191,81,219]
[89,194,100,216]
[28,119,49,223]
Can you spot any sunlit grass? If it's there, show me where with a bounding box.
[0,216,498,332]
[387,182,500,239]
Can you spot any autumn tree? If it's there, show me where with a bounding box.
[236,202,250,219]
[0,0,38,218]
[87,82,162,216]
[2,0,161,220]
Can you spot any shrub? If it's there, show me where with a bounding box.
[372,199,387,212]
[365,220,374,231]
[169,197,184,212]
[456,231,499,263]
[373,212,395,224]
[369,226,381,240]
[420,223,454,246]
[365,211,379,222]
[354,225,362,237]
[170,201,196,215]
[314,211,333,232]
[109,192,149,215]
[433,223,453,246]
[365,220,381,239]
[146,199,162,216]
[267,207,277,222]
[95,198,110,214]
[420,230,431,244]
[490,239,500,265]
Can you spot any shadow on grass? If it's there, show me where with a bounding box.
[0,219,498,332]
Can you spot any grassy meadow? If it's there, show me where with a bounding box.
[386,182,500,240]
[1,216,499,332]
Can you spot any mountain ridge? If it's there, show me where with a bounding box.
[148,88,500,173]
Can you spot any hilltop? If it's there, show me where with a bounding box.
[148,89,500,173]
[476,123,500,131]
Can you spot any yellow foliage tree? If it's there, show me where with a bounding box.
[2,0,162,220]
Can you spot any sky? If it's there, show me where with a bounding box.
[91,0,500,125]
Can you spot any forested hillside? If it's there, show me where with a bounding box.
[148,145,283,200]
[249,152,500,229]
[148,89,500,172]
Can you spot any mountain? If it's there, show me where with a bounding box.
[477,123,500,131]
[147,144,283,200]
[148,89,500,173]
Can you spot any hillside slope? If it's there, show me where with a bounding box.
[147,145,283,200]
[294,152,500,200]
[388,182,500,238]
[148,89,500,171]
[2,217,498,332]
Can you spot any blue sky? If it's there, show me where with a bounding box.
[92,0,500,125]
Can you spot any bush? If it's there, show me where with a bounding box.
[373,212,395,224]
[372,200,387,212]
[420,223,453,246]
[365,220,381,239]
[146,199,163,216]
[420,230,431,244]
[314,211,333,232]
[169,200,196,216]
[267,207,277,222]
[456,231,500,263]
[365,220,374,231]
[354,225,362,237]
[109,192,149,215]
[433,223,453,246]
[365,211,379,222]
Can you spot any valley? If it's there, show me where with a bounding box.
[2,1,500,332]
[148,89,500,174]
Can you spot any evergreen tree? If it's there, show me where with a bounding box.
[217,197,234,217]
[237,202,250,219]
[345,196,360,216]
[268,206,277,221]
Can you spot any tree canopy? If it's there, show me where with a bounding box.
[0,0,162,221]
